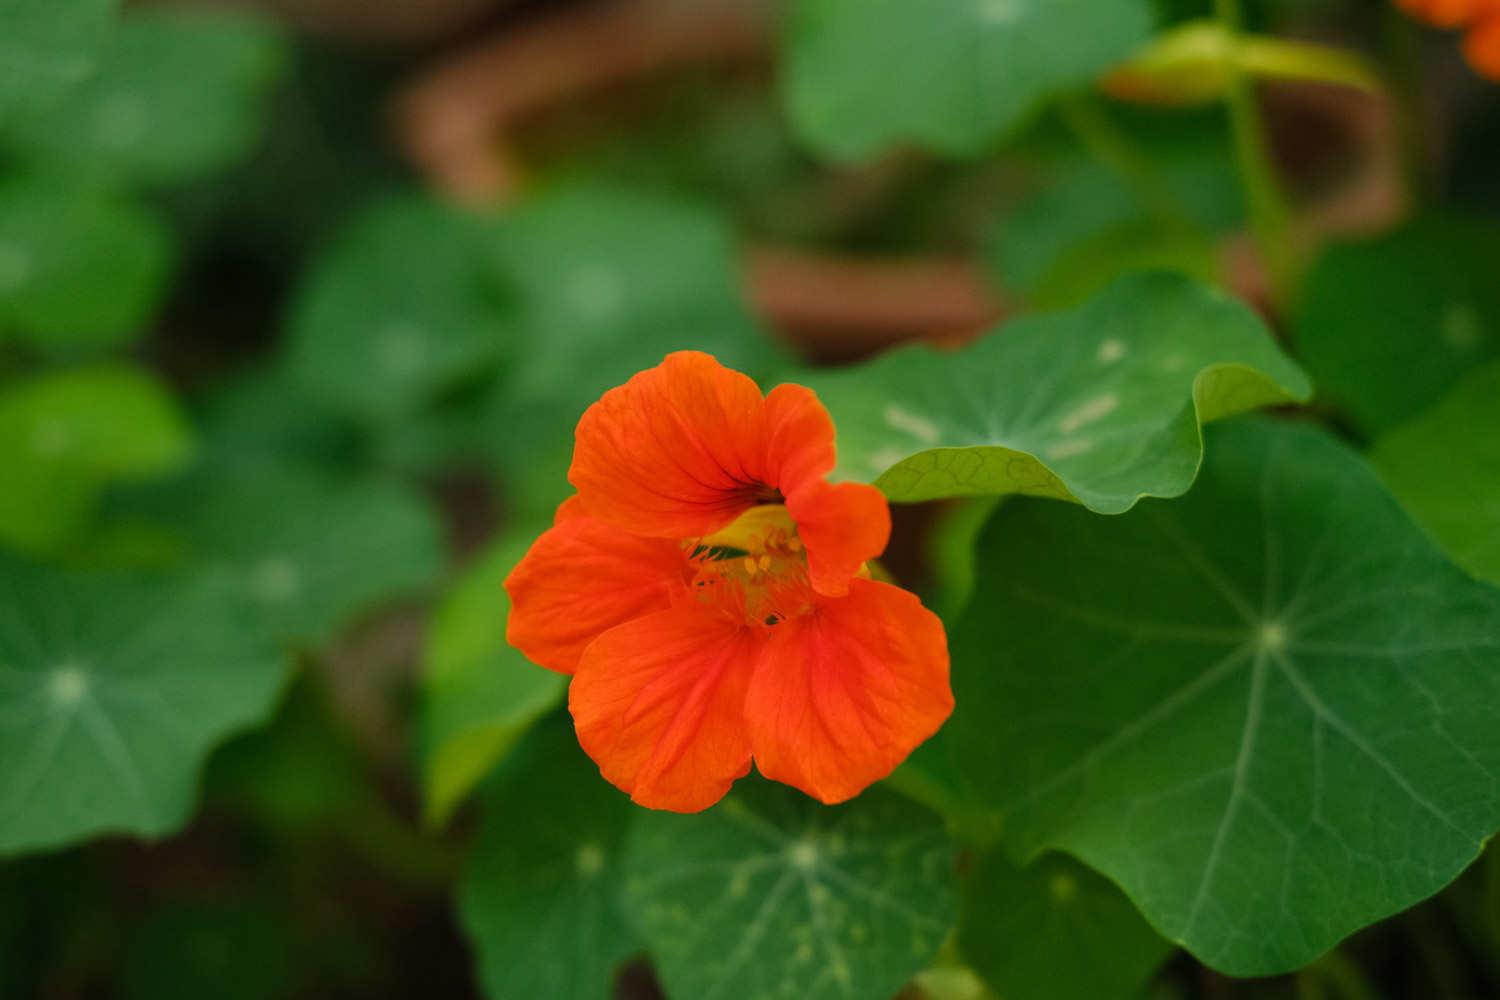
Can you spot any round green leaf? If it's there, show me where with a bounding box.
[806,273,1311,510]
[287,196,513,423]
[959,851,1173,1000]
[0,556,289,855]
[0,176,173,349]
[2,8,285,187]
[421,529,566,827]
[950,418,1500,974]
[0,0,116,127]
[624,781,956,1000]
[458,716,639,1000]
[173,466,444,647]
[1373,361,1500,585]
[0,365,192,555]
[1294,219,1500,435]
[782,0,1155,161]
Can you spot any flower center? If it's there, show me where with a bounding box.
[688,505,813,626]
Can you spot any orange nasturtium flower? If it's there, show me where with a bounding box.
[1396,0,1500,80]
[504,352,954,813]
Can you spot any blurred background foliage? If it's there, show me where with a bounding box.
[1,0,1498,997]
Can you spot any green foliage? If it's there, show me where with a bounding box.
[959,851,1174,1000]
[623,781,956,1000]
[123,900,295,1000]
[458,716,639,1000]
[0,365,192,555]
[0,0,116,126]
[159,466,444,647]
[1295,219,1500,435]
[0,175,172,349]
[808,273,1311,510]
[421,530,565,827]
[950,418,1500,974]
[0,556,288,855]
[1373,362,1500,585]
[287,196,513,424]
[2,7,285,187]
[783,0,1154,160]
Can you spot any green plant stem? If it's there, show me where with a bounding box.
[1214,0,1296,306]
[1055,94,1196,233]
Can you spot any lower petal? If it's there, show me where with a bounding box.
[570,605,758,812]
[745,579,952,804]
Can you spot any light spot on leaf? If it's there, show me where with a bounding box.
[1058,393,1119,434]
[28,419,70,458]
[249,557,302,604]
[1442,302,1483,352]
[1046,438,1093,461]
[567,265,625,322]
[979,0,1023,25]
[788,836,819,871]
[884,404,940,444]
[1097,339,1127,364]
[95,92,150,149]
[574,841,605,877]
[48,664,89,707]
[377,323,428,376]
[1049,872,1078,903]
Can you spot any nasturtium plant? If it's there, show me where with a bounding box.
[623,781,956,1000]
[783,0,1155,160]
[807,273,1311,510]
[287,196,513,424]
[958,850,1174,1000]
[0,175,173,349]
[0,0,116,127]
[2,7,285,187]
[0,556,287,855]
[950,418,1500,974]
[0,365,192,555]
[1373,361,1500,585]
[421,529,565,827]
[1295,219,1500,435]
[459,715,639,1000]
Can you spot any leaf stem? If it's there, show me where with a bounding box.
[1214,0,1296,305]
[1055,94,1196,233]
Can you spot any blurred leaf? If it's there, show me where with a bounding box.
[167,465,444,647]
[123,899,295,1000]
[959,850,1173,1000]
[1372,361,1500,585]
[481,183,785,513]
[0,0,116,126]
[458,715,639,1000]
[806,273,1310,509]
[949,419,1500,974]
[287,195,512,423]
[196,366,359,473]
[1294,219,1500,435]
[624,780,955,1000]
[206,677,363,833]
[0,365,192,555]
[0,175,173,349]
[990,144,1237,307]
[421,529,565,827]
[2,8,285,187]
[782,0,1155,160]
[0,556,288,855]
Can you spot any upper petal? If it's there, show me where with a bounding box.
[504,500,693,675]
[745,579,952,804]
[569,351,771,541]
[570,604,758,812]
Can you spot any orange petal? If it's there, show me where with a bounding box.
[1465,13,1500,79]
[505,505,692,675]
[570,605,757,812]
[745,579,952,804]
[787,479,891,597]
[569,351,772,541]
[766,382,891,596]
